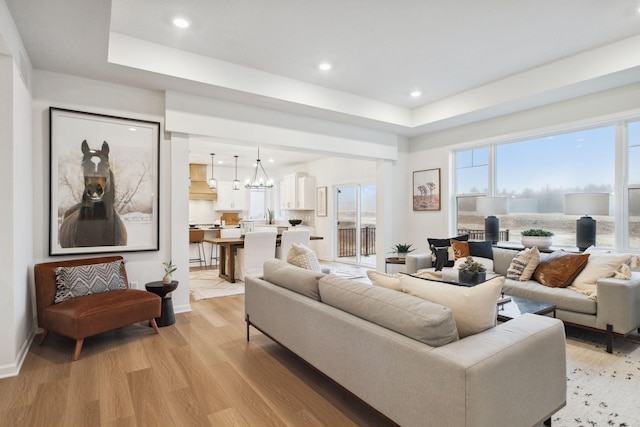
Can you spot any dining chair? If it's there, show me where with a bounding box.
[276,229,311,260]
[235,231,277,281]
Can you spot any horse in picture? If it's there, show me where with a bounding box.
[59,140,127,248]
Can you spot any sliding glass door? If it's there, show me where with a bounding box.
[336,184,376,266]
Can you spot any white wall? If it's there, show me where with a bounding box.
[31,70,191,314]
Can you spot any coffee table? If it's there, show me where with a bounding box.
[497,295,556,322]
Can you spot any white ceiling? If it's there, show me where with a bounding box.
[5,0,640,166]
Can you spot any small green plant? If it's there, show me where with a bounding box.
[267,209,274,223]
[163,260,178,275]
[390,243,415,254]
[521,229,554,237]
[458,256,486,273]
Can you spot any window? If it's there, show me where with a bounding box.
[454,124,629,249]
[249,190,266,220]
[456,148,488,194]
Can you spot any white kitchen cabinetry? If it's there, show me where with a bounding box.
[215,181,247,211]
[281,173,315,210]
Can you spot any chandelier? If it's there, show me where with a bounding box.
[208,153,217,190]
[244,148,274,189]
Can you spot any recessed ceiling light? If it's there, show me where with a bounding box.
[268,158,274,163]
[172,17,190,28]
[318,62,332,71]
[129,127,136,131]
[410,90,422,98]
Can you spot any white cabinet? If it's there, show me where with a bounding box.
[215,181,247,211]
[281,173,315,210]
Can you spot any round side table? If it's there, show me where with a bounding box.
[145,280,178,327]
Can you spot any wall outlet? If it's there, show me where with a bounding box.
[130,281,138,289]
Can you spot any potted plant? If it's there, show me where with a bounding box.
[267,209,274,224]
[521,229,554,249]
[390,243,415,259]
[162,260,177,284]
[457,256,487,285]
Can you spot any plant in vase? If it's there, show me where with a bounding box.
[267,209,274,225]
[390,243,415,259]
[162,260,177,284]
[458,256,486,285]
[521,229,554,249]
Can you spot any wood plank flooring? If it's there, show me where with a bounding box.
[0,294,396,427]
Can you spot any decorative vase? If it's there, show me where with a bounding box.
[397,252,407,259]
[162,274,172,285]
[458,270,486,285]
[521,236,552,249]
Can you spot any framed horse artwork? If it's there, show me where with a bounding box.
[49,108,160,255]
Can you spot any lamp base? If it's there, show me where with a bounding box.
[485,216,499,244]
[576,216,596,252]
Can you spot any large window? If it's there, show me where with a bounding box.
[454,123,634,250]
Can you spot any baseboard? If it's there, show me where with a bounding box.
[0,330,34,379]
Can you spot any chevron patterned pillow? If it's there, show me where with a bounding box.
[54,260,127,304]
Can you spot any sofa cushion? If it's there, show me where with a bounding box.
[503,278,597,314]
[400,274,504,338]
[318,276,459,347]
[534,251,590,288]
[287,243,323,272]
[54,260,127,304]
[568,252,632,298]
[263,259,324,300]
[506,247,540,281]
[468,240,494,260]
[451,240,470,259]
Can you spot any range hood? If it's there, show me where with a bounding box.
[189,164,217,201]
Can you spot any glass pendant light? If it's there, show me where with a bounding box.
[233,155,240,190]
[208,153,217,190]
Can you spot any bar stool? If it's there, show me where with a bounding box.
[189,229,206,267]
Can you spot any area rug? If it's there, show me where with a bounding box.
[551,327,640,427]
[189,269,244,300]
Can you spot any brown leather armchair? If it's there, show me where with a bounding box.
[34,256,161,360]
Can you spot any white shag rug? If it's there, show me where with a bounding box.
[551,326,640,427]
[189,269,244,300]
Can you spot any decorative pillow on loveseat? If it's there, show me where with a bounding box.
[533,251,590,288]
[428,234,469,270]
[506,247,540,281]
[54,260,127,304]
[400,274,504,338]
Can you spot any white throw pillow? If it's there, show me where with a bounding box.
[520,246,540,281]
[399,275,504,338]
[569,252,632,298]
[367,270,402,291]
[287,243,322,272]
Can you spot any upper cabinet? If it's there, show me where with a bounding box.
[281,173,316,210]
[215,181,247,211]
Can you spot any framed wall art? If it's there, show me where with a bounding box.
[413,168,441,211]
[317,186,327,216]
[49,107,161,255]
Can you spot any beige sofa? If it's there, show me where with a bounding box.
[407,247,640,353]
[245,259,566,427]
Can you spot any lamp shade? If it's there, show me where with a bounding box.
[564,193,610,216]
[476,197,508,216]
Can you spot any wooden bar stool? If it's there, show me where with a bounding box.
[189,229,206,267]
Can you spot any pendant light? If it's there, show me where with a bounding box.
[233,155,240,190]
[244,148,274,189]
[208,153,217,190]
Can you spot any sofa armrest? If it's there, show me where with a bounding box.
[595,272,640,334]
[405,253,432,274]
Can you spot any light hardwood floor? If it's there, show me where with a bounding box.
[0,294,395,427]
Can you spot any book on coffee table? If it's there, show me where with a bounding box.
[497,295,511,305]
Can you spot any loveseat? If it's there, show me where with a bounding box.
[245,259,566,427]
[407,246,640,353]
[34,256,162,360]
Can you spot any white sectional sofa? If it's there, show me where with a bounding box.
[407,247,640,353]
[245,259,566,427]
